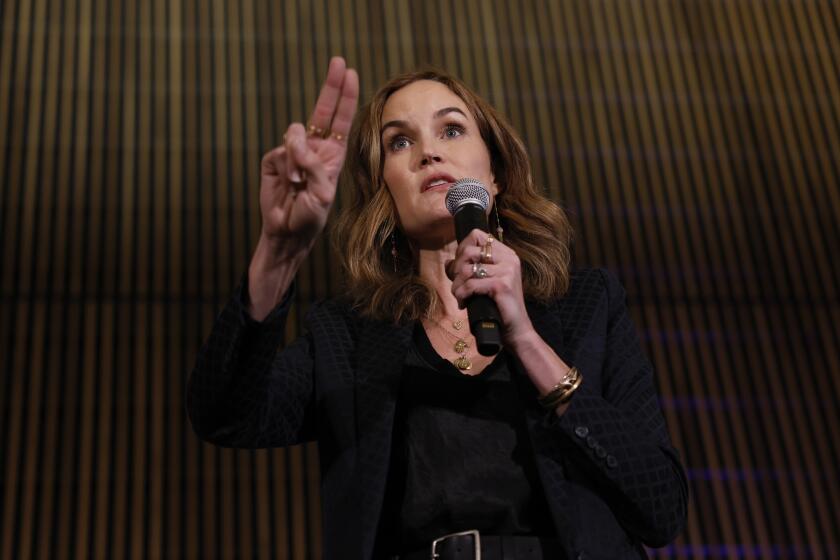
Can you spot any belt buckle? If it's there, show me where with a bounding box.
[430,529,480,560]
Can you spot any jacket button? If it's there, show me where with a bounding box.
[606,455,618,468]
[574,426,589,438]
[595,445,607,458]
[586,436,597,449]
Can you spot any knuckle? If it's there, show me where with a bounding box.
[313,104,333,118]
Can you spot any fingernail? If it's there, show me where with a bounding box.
[290,170,302,182]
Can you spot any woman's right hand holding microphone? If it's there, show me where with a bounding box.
[248,57,359,320]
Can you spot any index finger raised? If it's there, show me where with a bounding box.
[308,57,348,133]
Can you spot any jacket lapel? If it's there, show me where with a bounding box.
[352,318,413,559]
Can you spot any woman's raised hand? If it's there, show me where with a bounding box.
[247,57,358,319]
[259,56,359,256]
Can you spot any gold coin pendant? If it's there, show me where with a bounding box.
[453,356,472,370]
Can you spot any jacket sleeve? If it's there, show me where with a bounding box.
[548,269,688,547]
[187,274,317,448]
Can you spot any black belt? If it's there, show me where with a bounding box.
[398,530,563,560]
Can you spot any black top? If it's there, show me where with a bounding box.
[189,268,688,559]
[381,323,556,552]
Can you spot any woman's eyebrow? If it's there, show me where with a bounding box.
[433,106,467,119]
[380,119,408,135]
[380,107,467,135]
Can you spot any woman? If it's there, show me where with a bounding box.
[188,57,688,560]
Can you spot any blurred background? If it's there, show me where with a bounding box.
[1,0,838,558]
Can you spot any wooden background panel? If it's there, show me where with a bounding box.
[1,0,838,558]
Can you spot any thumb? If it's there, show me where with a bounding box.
[444,259,456,281]
[289,139,333,200]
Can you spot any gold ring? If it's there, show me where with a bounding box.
[307,123,326,138]
[480,242,493,264]
[328,131,345,142]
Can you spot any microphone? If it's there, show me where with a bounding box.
[445,178,502,356]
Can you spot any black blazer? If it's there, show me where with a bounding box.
[188,268,688,559]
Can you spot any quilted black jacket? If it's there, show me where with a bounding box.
[188,268,688,559]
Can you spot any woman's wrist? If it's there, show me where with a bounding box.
[246,234,310,321]
[504,322,542,355]
[507,326,577,412]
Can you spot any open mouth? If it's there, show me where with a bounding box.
[422,175,456,192]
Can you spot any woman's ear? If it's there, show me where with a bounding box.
[489,171,500,197]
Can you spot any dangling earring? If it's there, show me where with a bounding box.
[391,231,398,272]
[494,201,504,242]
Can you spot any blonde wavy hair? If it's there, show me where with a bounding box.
[332,68,573,323]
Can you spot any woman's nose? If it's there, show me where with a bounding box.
[419,151,443,167]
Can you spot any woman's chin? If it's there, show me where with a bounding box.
[403,218,456,248]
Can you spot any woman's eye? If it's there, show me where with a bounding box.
[388,136,410,151]
[444,124,465,138]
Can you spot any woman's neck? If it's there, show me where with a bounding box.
[416,240,467,323]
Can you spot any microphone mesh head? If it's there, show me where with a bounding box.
[445,178,490,215]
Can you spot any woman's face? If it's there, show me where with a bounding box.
[380,80,497,244]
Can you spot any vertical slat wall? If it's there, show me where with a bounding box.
[1,0,838,558]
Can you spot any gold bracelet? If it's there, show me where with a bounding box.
[551,373,583,406]
[538,367,582,409]
[540,376,581,408]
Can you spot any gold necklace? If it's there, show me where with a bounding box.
[433,318,472,371]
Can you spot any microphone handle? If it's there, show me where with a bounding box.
[454,204,502,356]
